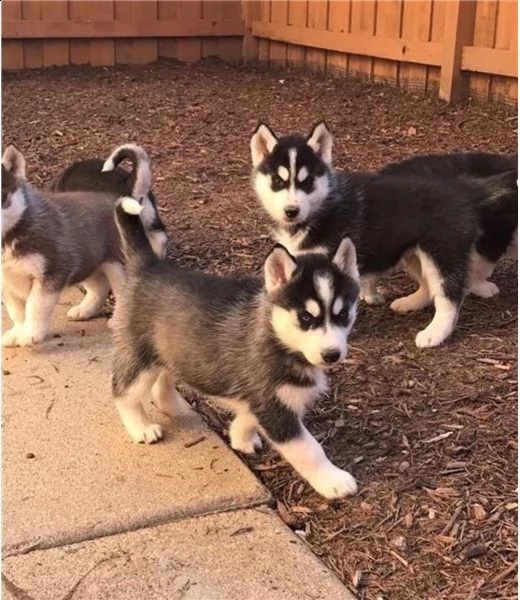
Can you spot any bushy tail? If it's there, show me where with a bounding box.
[115,197,158,271]
[102,144,152,200]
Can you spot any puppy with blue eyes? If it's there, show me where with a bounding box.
[111,197,360,499]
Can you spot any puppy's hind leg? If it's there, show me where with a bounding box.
[2,287,27,347]
[100,261,126,329]
[67,270,111,321]
[229,405,263,455]
[151,370,185,418]
[414,250,464,348]
[113,366,163,444]
[390,251,432,313]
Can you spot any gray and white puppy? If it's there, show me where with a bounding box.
[250,122,517,348]
[51,143,168,258]
[1,145,134,346]
[112,197,360,500]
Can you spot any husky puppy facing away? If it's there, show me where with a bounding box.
[250,122,518,348]
[112,197,360,499]
[380,151,518,298]
[1,145,130,347]
[52,143,168,258]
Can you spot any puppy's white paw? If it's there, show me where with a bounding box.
[2,326,21,347]
[415,326,446,348]
[470,280,499,299]
[360,291,385,305]
[230,431,263,455]
[128,423,163,444]
[67,304,96,321]
[308,464,358,499]
[15,328,45,347]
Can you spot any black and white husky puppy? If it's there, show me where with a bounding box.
[111,197,360,499]
[1,145,134,346]
[380,151,518,298]
[52,143,168,258]
[250,122,517,348]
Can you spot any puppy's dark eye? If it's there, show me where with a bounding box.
[271,174,285,191]
[298,310,316,329]
[302,175,314,187]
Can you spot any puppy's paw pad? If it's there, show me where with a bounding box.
[67,305,94,321]
[311,467,358,499]
[470,281,499,299]
[415,328,445,348]
[230,432,263,455]
[130,423,163,444]
[390,296,417,313]
[15,330,44,347]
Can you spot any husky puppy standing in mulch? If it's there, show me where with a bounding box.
[250,122,518,348]
[52,143,168,258]
[1,145,150,347]
[111,197,360,499]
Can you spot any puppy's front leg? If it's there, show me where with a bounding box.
[257,405,357,499]
[2,288,26,347]
[16,279,59,346]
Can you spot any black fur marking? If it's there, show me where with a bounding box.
[254,400,302,443]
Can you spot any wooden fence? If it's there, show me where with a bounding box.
[2,0,518,104]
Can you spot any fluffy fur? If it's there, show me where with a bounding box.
[111,199,360,499]
[51,143,168,258]
[250,122,518,348]
[2,145,126,346]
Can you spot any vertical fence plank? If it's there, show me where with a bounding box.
[286,0,307,69]
[258,0,271,63]
[216,0,242,62]
[21,0,43,69]
[269,0,288,67]
[3,1,24,69]
[326,0,350,77]
[349,0,376,78]
[400,1,433,93]
[89,1,115,67]
[176,0,202,62]
[41,1,69,67]
[157,0,178,60]
[426,0,445,93]
[372,0,401,86]
[306,0,328,72]
[469,0,497,101]
[132,1,158,64]
[489,0,516,101]
[114,1,133,65]
[201,0,220,58]
[68,0,90,65]
[243,0,261,62]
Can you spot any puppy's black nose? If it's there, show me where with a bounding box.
[284,206,300,219]
[321,349,341,364]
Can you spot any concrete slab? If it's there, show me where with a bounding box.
[2,507,355,600]
[2,290,269,556]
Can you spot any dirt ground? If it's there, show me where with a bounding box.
[3,60,517,600]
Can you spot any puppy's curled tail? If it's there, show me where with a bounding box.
[115,197,158,271]
[102,143,152,200]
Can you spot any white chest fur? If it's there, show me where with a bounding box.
[2,246,46,296]
[276,369,329,417]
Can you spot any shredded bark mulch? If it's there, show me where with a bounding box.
[3,60,517,600]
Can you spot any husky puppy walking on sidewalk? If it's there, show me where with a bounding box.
[112,197,360,499]
[250,122,517,348]
[52,143,168,258]
[1,145,140,347]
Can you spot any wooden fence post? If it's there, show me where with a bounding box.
[439,0,477,102]
[242,0,261,63]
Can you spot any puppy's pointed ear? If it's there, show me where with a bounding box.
[306,121,333,165]
[251,123,278,168]
[264,244,298,292]
[332,237,359,280]
[2,145,26,179]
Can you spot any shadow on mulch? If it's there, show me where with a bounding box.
[3,60,517,600]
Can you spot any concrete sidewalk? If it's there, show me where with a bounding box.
[2,290,355,600]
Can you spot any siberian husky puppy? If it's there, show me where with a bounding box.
[380,151,518,298]
[250,122,517,348]
[52,143,168,258]
[111,197,360,499]
[1,145,131,346]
